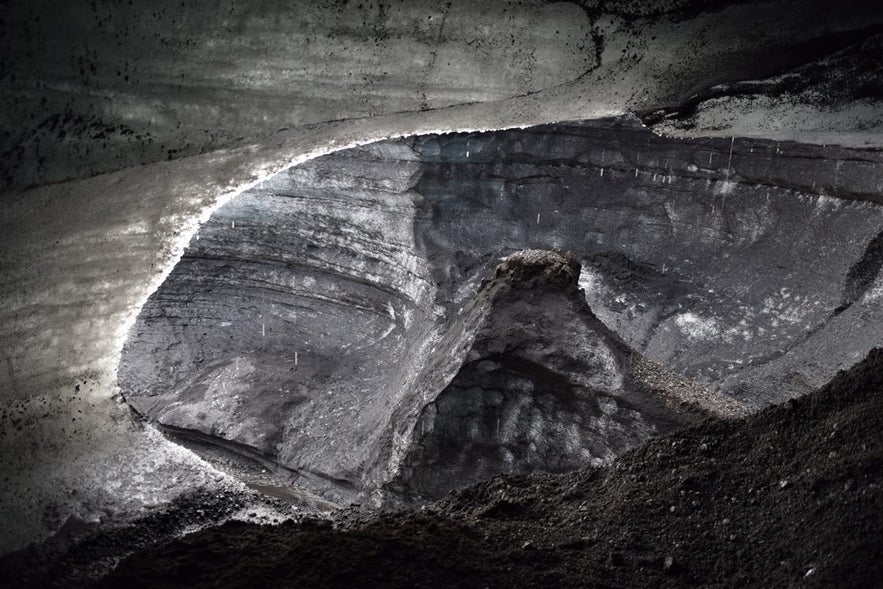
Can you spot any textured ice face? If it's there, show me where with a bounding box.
[119,119,883,507]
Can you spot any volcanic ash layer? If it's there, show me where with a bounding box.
[102,347,883,589]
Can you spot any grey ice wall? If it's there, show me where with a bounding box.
[118,120,883,505]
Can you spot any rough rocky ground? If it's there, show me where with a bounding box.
[95,348,883,588]
[0,485,306,588]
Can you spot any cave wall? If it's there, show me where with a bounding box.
[1,0,881,555]
[3,0,881,191]
[120,120,883,505]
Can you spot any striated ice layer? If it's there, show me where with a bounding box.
[120,118,883,506]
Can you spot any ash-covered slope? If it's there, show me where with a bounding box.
[102,348,883,589]
[391,249,744,500]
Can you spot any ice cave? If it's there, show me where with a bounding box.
[1,1,881,586]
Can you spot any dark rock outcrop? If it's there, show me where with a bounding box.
[392,249,741,500]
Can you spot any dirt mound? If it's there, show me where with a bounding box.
[99,350,883,588]
[389,249,734,502]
